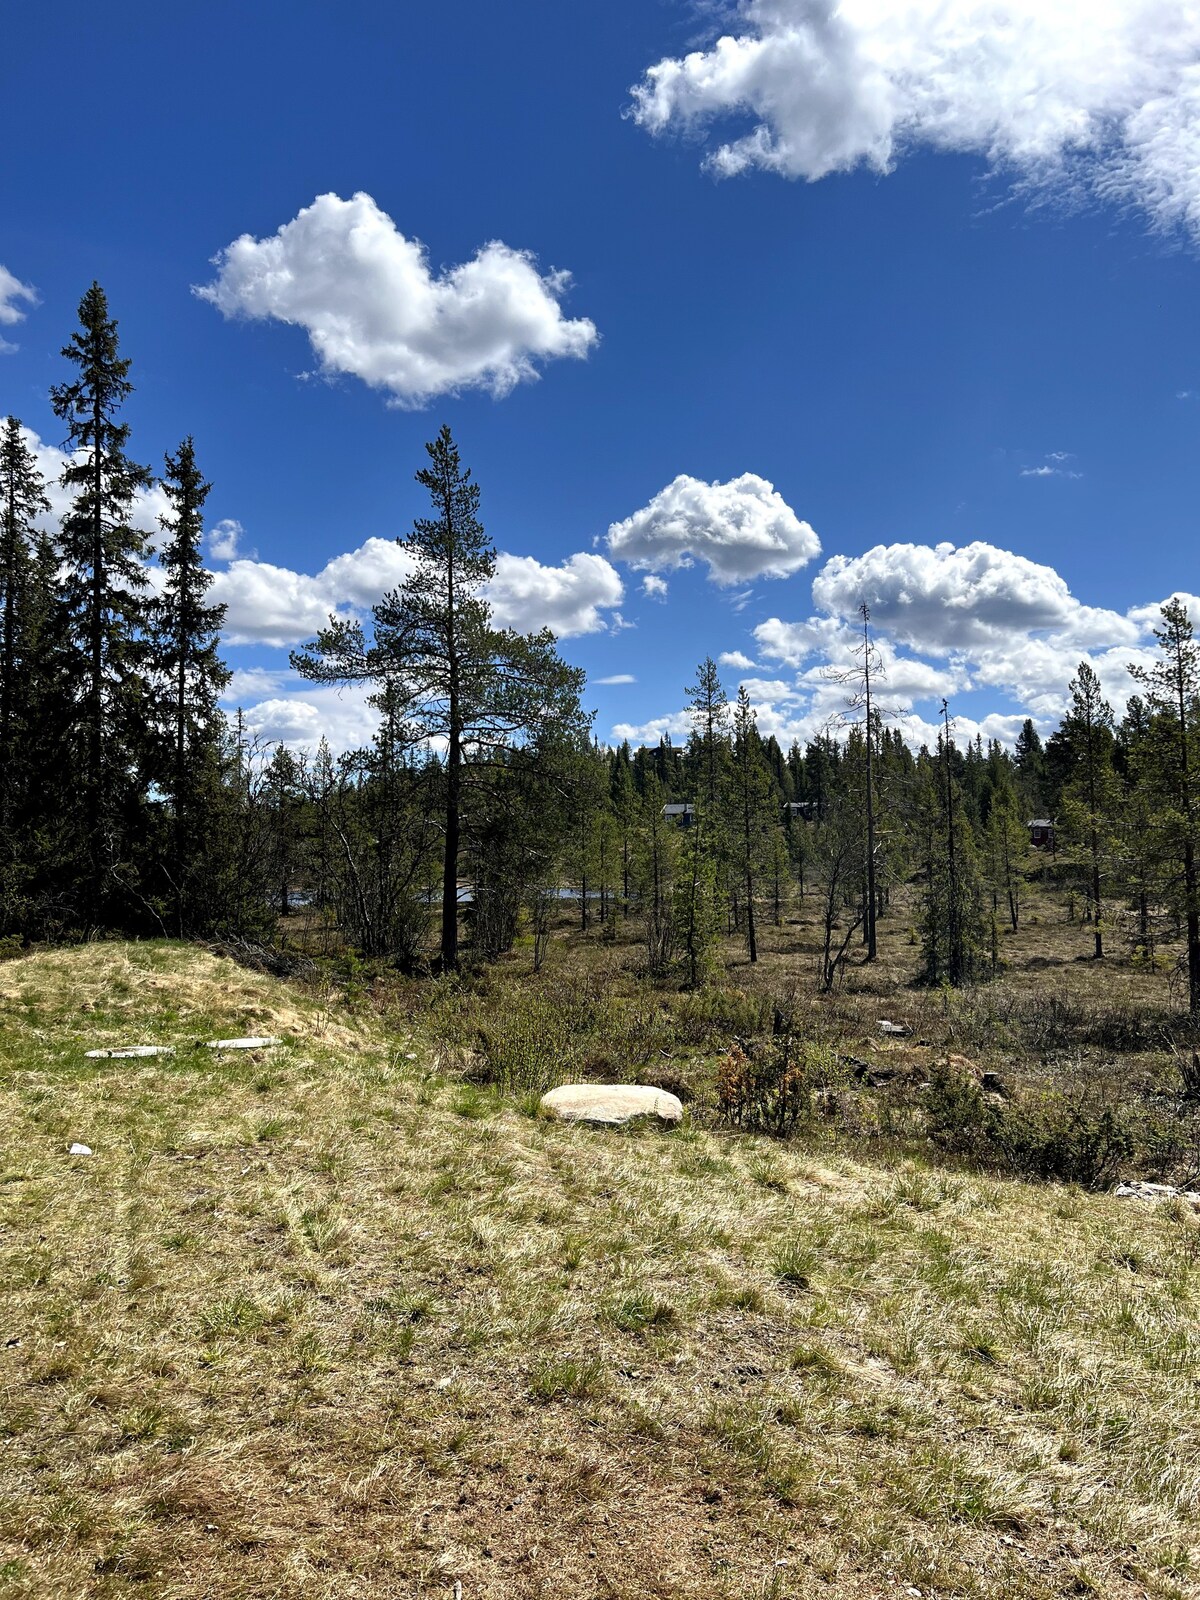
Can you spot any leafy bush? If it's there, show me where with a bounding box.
[716,1036,836,1135]
[924,1066,998,1161]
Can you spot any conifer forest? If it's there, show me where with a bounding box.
[5,287,1200,1011]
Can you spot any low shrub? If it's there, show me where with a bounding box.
[925,1064,1134,1189]
[716,1036,838,1136]
[672,985,774,1046]
[995,1092,1134,1188]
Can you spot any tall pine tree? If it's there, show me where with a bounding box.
[293,426,587,970]
[1130,600,1200,1014]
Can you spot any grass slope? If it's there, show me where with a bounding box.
[1,943,1198,1599]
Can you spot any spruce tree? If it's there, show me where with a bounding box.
[825,603,883,957]
[0,418,50,826]
[1014,719,1048,818]
[1059,663,1118,958]
[685,657,729,816]
[1129,600,1200,1014]
[725,687,775,964]
[153,437,229,932]
[49,284,153,925]
[680,657,730,985]
[921,706,988,986]
[0,419,53,930]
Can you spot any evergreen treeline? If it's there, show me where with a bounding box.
[5,286,1200,1007]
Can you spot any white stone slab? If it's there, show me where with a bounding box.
[85,1045,175,1059]
[539,1083,683,1128]
[68,1142,93,1156]
[1114,1180,1200,1206]
[204,1036,281,1050]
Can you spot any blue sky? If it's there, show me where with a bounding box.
[3,0,1200,754]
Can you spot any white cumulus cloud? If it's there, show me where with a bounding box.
[487,551,625,637]
[210,539,622,647]
[607,472,819,584]
[235,682,384,756]
[631,0,1200,235]
[810,540,1137,652]
[208,519,244,562]
[196,191,598,407]
[747,539,1192,732]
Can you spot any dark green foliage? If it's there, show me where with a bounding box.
[49,284,154,927]
[919,713,990,987]
[724,686,776,963]
[925,1065,1134,1189]
[293,426,588,971]
[0,419,53,928]
[1129,601,1200,1014]
[151,437,231,934]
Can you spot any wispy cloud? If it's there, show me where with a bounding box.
[1021,451,1082,479]
[0,265,37,353]
[631,1,1200,238]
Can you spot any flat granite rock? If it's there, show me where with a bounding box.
[539,1083,683,1128]
[85,1045,175,1059]
[1114,1180,1200,1207]
[204,1036,281,1050]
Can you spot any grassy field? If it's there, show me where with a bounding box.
[2,926,1200,1599]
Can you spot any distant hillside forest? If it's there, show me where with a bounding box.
[4,285,1200,1011]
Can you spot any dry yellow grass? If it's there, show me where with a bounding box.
[1,942,1199,1598]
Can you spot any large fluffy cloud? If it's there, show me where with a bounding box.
[210,538,623,647]
[631,1,1200,234]
[0,266,37,352]
[196,192,598,407]
[606,472,819,583]
[746,539,1171,738]
[810,541,1138,652]
[488,551,625,637]
[232,682,383,757]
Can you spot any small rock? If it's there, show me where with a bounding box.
[1114,1180,1200,1206]
[68,1143,93,1157]
[84,1045,174,1059]
[204,1036,281,1050]
[878,1019,911,1036]
[539,1083,683,1128]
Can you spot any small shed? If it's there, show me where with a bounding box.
[1027,818,1055,850]
[662,803,695,829]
